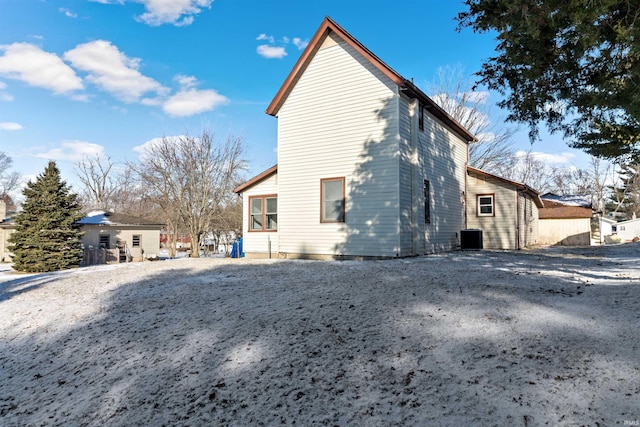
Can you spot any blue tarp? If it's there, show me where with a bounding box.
[231,238,244,258]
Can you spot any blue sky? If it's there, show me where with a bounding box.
[0,0,591,193]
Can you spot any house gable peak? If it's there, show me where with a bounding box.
[265,17,476,143]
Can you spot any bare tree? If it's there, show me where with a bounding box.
[74,155,120,210]
[426,66,518,172]
[131,131,245,258]
[0,151,21,208]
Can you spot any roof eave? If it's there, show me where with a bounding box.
[265,17,476,143]
[233,164,278,194]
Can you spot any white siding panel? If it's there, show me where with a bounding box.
[277,34,400,257]
[419,111,468,252]
[241,173,279,256]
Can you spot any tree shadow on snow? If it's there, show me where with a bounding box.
[1,253,638,426]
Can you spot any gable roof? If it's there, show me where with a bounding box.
[77,211,165,227]
[467,166,544,208]
[538,200,593,219]
[266,17,476,143]
[233,164,278,194]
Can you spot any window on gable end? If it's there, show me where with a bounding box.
[419,103,425,131]
[321,178,345,223]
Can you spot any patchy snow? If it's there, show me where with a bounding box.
[541,194,592,207]
[77,210,113,225]
[1,245,640,425]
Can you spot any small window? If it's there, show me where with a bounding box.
[249,195,277,231]
[321,177,345,223]
[424,180,431,224]
[477,194,494,217]
[99,234,110,249]
[419,103,425,131]
[132,235,141,247]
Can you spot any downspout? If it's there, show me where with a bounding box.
[515,187,520,250]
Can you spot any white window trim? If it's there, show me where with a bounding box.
[477,194,495,217]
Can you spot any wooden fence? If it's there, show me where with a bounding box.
[82,248,121,266]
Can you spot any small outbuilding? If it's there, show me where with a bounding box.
[538,194,593,246]
[78,211,164,264]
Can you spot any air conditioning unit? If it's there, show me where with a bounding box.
[460,229,483,250]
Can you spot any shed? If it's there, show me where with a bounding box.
[538,194,593,246]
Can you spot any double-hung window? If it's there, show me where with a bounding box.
[250,195,277,231]
[132,234,141,247]
[477,194,495,217]
[321,178,345,223]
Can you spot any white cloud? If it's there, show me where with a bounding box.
[59,8,78,18]
[162,88,228,117]
[136,0,212,26]
[257,34,275,44]
[0,43,84,94]
[133,135,184,157]
[257,45,287,59]
[90,0,212,25]
[64,40,166,102]
[174,74,198,89]
[159,74,227,117]
[460,90,489,104]
[36,140,105,163]
[255,34,309,59]
[0,82,12,101]
[292,37,309,50]
[0,122,22,131]
[515,150,576,164]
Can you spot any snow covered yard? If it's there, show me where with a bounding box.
[1,245,639,426]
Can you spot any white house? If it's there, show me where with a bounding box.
[615,217,640,242]
[234,17,479,259]
[466,167,543,250]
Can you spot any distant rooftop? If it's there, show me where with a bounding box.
[77,210,165,226]
[541,193,592,208]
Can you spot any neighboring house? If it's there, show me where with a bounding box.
[78,211,164,263]
[0,201,16,262]
[598,215,618,244]
[235,17,480,259]
[538,194,593,246]
[615,217,640,242]
[466,167,543,250]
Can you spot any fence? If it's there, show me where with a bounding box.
[82,248,121,266]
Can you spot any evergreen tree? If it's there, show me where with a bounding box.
[8,161,84,272]
[458,1,640,160]
[606,163,640,219]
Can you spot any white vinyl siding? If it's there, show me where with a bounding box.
[277,33,400,257]
[241,173,279,256]
[419,109,468,253]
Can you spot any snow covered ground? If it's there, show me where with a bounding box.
[1,245,639,426]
